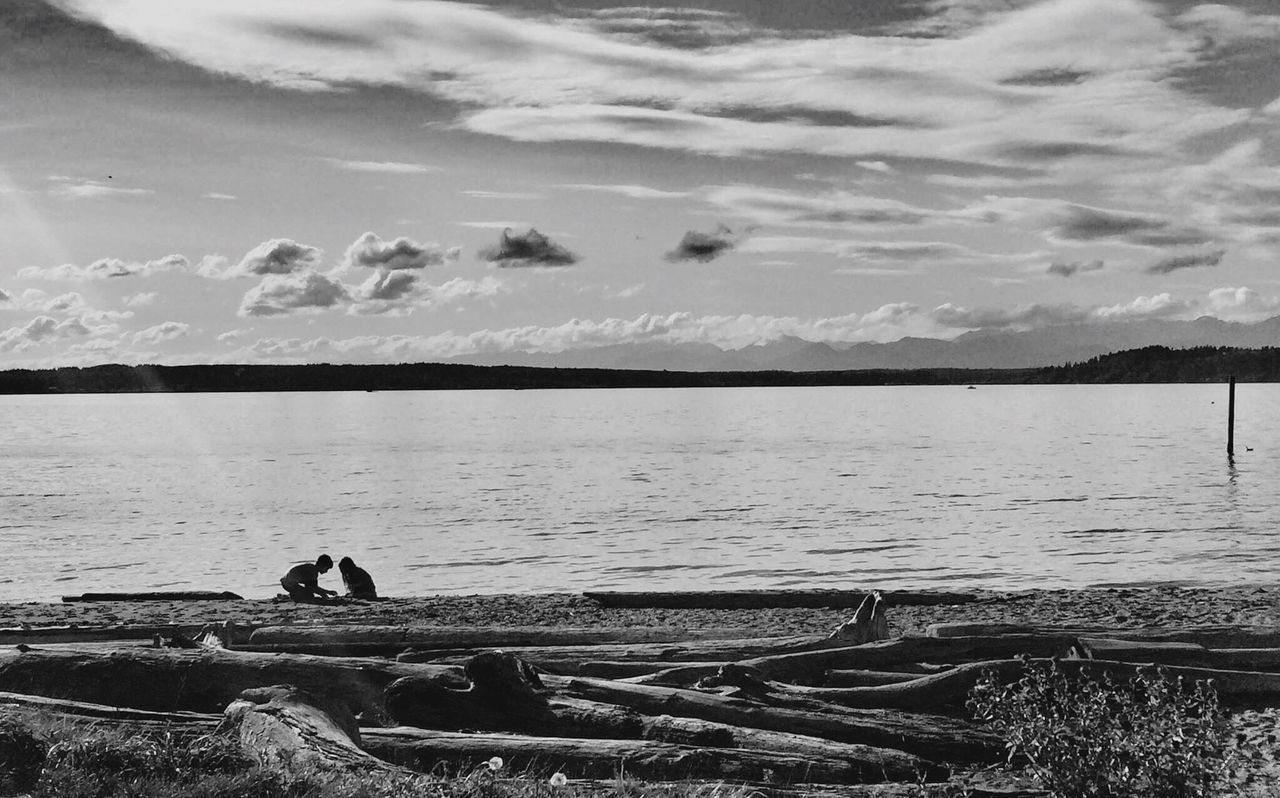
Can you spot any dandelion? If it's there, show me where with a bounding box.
[549,772,568,787]
[487,756,504,772]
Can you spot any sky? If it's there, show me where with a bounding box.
[2,0,1280,367]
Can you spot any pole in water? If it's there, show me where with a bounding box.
[1228,375,1236,458]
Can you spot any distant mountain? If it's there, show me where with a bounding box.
[444,315,1280,371]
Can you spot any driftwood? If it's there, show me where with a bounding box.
[582,590,976,609]
[539,673,1002,764]
[400,637,831,674]
[384,652,944,783]
[363,725,936,784]
[220,685,409,779]
[579,661,729,680]
[735,635,1078,684]
[824,668,951,688]
[0,624,249,647]
[248,625,753,648]
[0,646,462,719]
[60,591,243,602]
[927,623,1280,648]
[1073,638,1280,671]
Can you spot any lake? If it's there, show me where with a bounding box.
[2,384,1275,602]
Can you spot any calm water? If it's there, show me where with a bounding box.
[2,384,1277,602]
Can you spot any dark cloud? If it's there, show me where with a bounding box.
[1047,259,1104,277]
[480,228,578,268]
[1145,249,1227,275]
[1047,204,1213,248]
[664,224,750,263]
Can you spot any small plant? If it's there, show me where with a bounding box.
[967,657,1243,798]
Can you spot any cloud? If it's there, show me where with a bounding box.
[1207,286,1280,320]
[557,184,691,200]
[479,228,578,268]
[123,292,158,307]
[705,185,957,228]
[132,321,189,345]
[1047,258,1104,277]
[238,270,350,316]
[1045,203,1214,247]
[462,190,544,200]
[17,254,189,281]
[664,224,748,263]
[226,239,322,278]
[343,231,461,271]
[1145,248,1227,275]
[55,0,1256,171]
[932,293,1196,329]
[203,192,237,200]
[0,288,11,304]
[0,315,92,352]
[48,176,154,199]
[323,158,440,174]
[354,269,418,303]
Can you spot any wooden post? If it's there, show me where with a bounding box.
[1228,376,1236,458]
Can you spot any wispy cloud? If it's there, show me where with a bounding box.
[57,0,1261,171]
[1145,248,1227,275]
[48,176,153,199]
[322,158,440,174]
[17,255,189,281]
[557,184,691,200]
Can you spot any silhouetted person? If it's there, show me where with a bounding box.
[338,556,378,600]
[280,554,337,602]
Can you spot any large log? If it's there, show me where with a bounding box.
[0,624,245,646]
[384,652,944,783]
[582,590,977,609]
[399,637,832,674]
[1074,638,1280,671]
[220,685,409,779]
[579,661,729,679]
[927,623,1280,648]
[540,673,1002,764]
[248,625,755,648]
[0,646,462,720]
[736,635,1078,685]
[61,591,242,602]
[362,725,933,785]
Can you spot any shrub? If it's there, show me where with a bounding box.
[967,657,1242,798]
[0,714,49,792]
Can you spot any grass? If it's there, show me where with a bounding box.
[0,712,795,798]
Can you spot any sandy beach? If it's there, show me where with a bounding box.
[4,586,1280,793]
[5,585,1280,634]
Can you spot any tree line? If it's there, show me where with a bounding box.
[0,346,1277,394]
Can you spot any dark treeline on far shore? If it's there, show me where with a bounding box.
[1,345,1279,394]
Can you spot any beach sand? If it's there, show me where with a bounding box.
[5,585,1280,634]
[3,586,1279,792]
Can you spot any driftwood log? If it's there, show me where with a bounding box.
[927,623,1280,648]
[582,590,976,609]
[60,591,243,602]
[0,646,461,719]
[384,652,945,783]
[220,685,409,779]
[539,673,1001,763]
[400,637,834,673]
[725,634,1077,685]
[364,725,931,784]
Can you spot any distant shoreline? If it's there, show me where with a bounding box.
[2,344,1279,394]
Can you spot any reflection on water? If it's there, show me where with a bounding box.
[2,383,1278,601]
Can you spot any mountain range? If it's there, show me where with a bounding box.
[444,316,1280,371]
